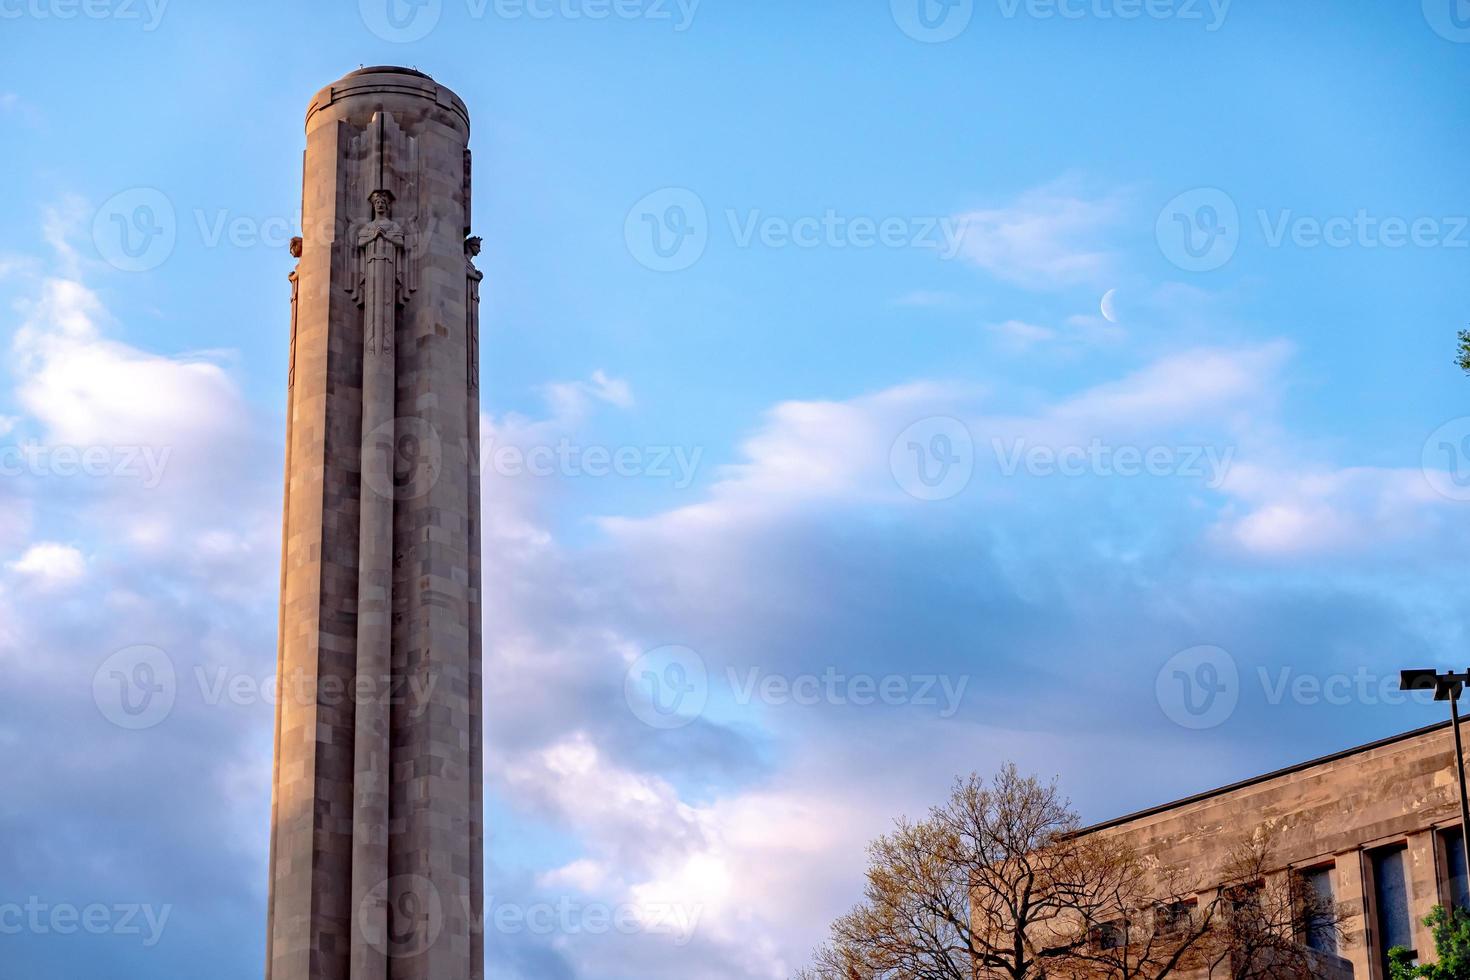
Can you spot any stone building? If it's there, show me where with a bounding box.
[1075,718,1470,979]
[265,67,484,980]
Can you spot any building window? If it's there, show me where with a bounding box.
[1372,845,1414,968]
[1225,879,1264,916]
[1297,865,1337,955]
[1155,899,1195,937]
[1091,919,1125,950]
[1441,829,1470,912]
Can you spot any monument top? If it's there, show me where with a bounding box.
[305,65,469,135]
[345,65,432,79]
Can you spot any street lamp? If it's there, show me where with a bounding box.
[1401,668,1470,894]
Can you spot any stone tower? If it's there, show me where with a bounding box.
[266,67,483,980]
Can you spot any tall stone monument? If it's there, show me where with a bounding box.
[266,67,483,980]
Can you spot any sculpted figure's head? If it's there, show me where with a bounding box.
[369,189,395,219]
[465,236,482,258]
[289,236,303,258]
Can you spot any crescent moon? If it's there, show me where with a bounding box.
[1100,288,1118,323]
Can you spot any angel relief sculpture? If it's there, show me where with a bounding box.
[354,189,407,356]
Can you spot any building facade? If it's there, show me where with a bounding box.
[1077,719,1470,979]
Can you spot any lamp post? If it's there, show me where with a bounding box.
[1401,668,1470,895]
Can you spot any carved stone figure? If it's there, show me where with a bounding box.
[286,238,301,389]
[357,190,405,356]
[465,236,482,391]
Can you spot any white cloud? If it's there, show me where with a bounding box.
[506,732,711,870]
[1229,501,1346,555]
[542,369,634,420]
[7,542,85,588]
[599,380,973,544]
[2,208,276,606]
[501,731,890,977]
[988,318,1057,349]
[538,858,614,894]
[953,180,1124,289]
[13,278,247,456]
[602,343,1286,550]
[1212,462,1449,557]
[38,198,87,279]
[892,289,963,309]
[986,312,1126,355]
[1049,341,1290,431]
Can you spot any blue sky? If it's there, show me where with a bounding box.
[2,1,1470,977]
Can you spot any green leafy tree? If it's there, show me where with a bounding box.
[1457,330,1470,376]
[1388,905,1470,980]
